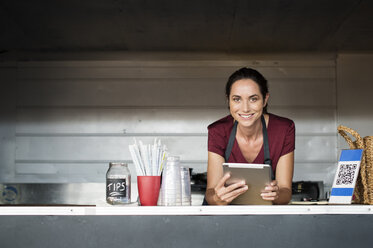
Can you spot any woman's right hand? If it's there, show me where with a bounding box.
[211,173,249,205]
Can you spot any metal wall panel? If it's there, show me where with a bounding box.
[15,135,335,163]
[8,57,338,191]
[271,107,336,134]
[293,162,337,187]
[0,64,17,182]
[16,107,227,133]
[15,136,208,161]
[16,78,334,107]
[16,107,336,134]
[17,78,228,107]
[336,54,373,140]
[17,62,334,79]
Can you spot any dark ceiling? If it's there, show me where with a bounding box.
[1,0,373,54]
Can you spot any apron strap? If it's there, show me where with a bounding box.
[261,115,274,180]
[261,116,272,165]
[224,120,238,162]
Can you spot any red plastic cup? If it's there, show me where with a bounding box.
[137,176,161,206]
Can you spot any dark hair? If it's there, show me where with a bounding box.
[225,67,269,113]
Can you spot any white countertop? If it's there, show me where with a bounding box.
[1,205,372,216]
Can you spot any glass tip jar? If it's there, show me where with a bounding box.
[106,162,131,205]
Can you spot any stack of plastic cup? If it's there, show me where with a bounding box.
[180,166,191,206]
[158,156,182,206]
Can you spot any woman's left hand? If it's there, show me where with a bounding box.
[260,180,280,201]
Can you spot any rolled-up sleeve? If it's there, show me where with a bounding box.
[208,125,227,157]
[280,121,295,156]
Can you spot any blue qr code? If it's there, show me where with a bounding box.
[336,163,357,185]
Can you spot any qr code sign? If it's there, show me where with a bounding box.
[336,163,357,185]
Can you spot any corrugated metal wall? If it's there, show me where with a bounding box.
[1,56,337,191]
[0,64,17,182]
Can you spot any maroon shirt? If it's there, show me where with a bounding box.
[208,113,295,173]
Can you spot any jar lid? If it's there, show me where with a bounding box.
[109,162,128,167]
[167,156,180,162]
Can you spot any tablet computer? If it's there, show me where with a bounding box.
[223,163,272,205]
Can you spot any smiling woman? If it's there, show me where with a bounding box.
[205,67,295,205]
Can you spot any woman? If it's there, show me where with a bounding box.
[205,67,295,205]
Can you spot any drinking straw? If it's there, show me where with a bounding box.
[129,138,168,176]
[152,142,157,176]
[129,145,144,176]
[131,142,146,175]
[158,150,167,176]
